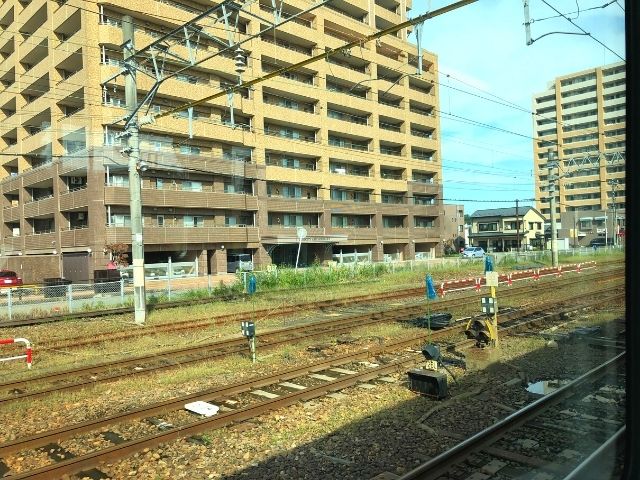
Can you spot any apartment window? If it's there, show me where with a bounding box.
[110,214,131,227]
[414,217,434,228]
[184,215,204,227]
[182,180,202,192]
[109,175,129,187]
[157,215,165,227]
[179,145,201,155]
[478,222,498,232]
[156,178,164,189]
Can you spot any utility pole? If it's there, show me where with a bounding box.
[609,179,619,247]
[122,15,146,325]
[547,149,558,267]
[515,199,520,256]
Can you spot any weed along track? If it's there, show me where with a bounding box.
[0,284,625,479]
[0,271,624,404]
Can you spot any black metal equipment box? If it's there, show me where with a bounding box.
[407,369,448,399]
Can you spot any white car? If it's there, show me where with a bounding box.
[461,246,485,258]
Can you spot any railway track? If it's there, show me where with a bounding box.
[25,264,620,352]
[0,288,625,479]
[398,352,625,480]
[0,276,624,404]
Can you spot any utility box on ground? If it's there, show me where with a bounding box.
[407,369,448,399]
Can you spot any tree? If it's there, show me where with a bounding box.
[104,243,130,267]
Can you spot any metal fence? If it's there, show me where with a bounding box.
[0,247,622,322]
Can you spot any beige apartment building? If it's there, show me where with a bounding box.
[532,62,625,245]
[0,0,444,282]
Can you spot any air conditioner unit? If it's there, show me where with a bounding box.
[77,212,85,220]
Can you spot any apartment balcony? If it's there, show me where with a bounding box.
[59,187,88,210]
[411,227,441,242]
[52,1,81,30]
[266,197,323,213]
[375,6,400,25]
[603,83,625,96]
[381,227,409,240]
[21,162,55,186]
[324,61,370,86]
[535,98,556,111]
[60,226,90,247]
[259,37,315,65]
[261,18,315,44]
[326,199,376,215]
[324,90,372,112]
[378,203,409,215]
[409,181,439,196]
[2,235,23,253]
[0,0,12,21]
[54,68,86,97]
[376,101,406,120]
[262,104,320,129]
[20,127,54,155]
[407,109,437,128]
[2,176,22,193]
[560,80,597,96]
[17,0,46,27]
[24,231,57,250]
[137,151,262,179]
[322,34,375,62]
[151,115,249,146]
[19,36,48,69]
[331,226,377,241]
[262,131,319,154]
[562,102,598,116]
[323,0,370,27]
[51,42,82,71]
[2,204,20,222]
[21,91,52,120]
[378,127,406,145]
[262,226,325,238]
[23,196,56,218]
[408,204,440,217]
[104,186,259,211]
[326,117,372,138]
[104,225,261,245]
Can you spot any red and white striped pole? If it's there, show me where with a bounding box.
[0,338,32,369]
[439,282,445,297]
[475,278,481,292]
[507,274,513,286]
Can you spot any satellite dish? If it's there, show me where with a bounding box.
[297,227,308,240]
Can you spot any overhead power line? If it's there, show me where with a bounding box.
[539,0,625,61]
[143,0,478,124]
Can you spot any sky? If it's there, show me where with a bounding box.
[408,0,626,216]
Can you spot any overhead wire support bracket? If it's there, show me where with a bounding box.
[152,0,478,122]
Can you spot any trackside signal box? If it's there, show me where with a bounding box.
[407,369,448,399]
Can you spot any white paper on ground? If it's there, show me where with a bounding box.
[185,401,220,417]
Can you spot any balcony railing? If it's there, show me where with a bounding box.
[327,109,368,125]
[265,128,316,142]
[328,138,369,151]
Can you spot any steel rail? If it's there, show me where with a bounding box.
[0,290,626,460]
[25,266,624,351]
[0,279,625,405]
[397,352,626,480]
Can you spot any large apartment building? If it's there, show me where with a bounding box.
[0,0,444,282]
[532,62,625,244]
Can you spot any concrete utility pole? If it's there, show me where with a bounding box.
[547,149,559,267]
[515,199,520,256]
[609,179,619,247]
[122,15,146,325]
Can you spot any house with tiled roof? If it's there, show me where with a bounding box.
[468,206,546,252]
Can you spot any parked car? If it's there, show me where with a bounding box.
[461,246,485,258]
[589,238,613,247]
[0,270,23,293]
